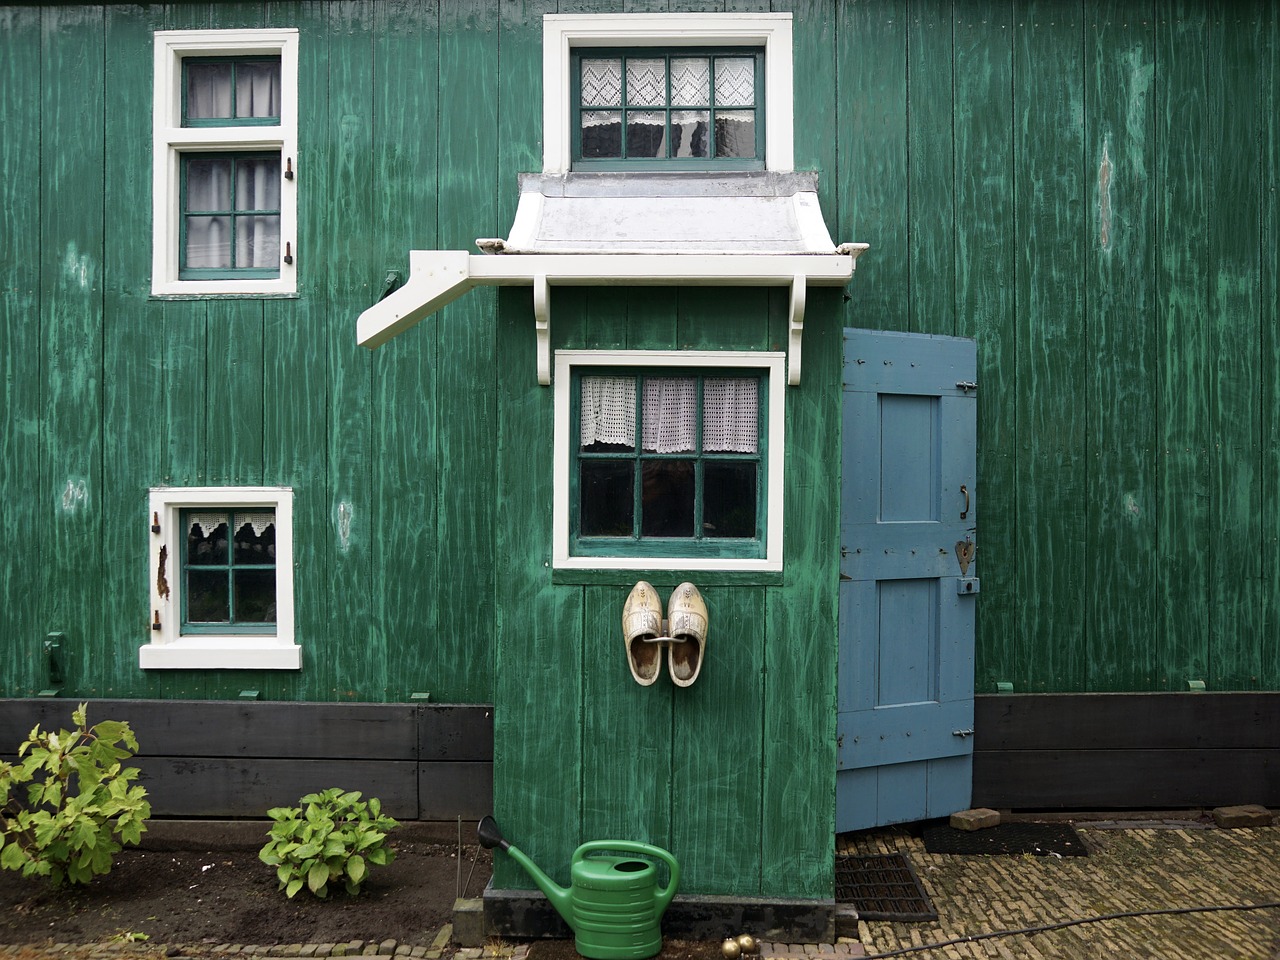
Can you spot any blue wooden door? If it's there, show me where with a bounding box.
[837,329,978,832]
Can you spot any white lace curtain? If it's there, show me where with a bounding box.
[186,60,281,121]
[188,512,275,538]
[580,376,757,454]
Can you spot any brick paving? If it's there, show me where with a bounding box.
[843,824,1280,959]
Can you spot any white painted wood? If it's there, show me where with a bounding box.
[151,29,298,297]
[542,13,794,174]
[551,350,785,572]
[787,273,806,386]
[142,486,298,670]
[533,274,550,385]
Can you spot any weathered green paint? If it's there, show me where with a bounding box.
[4,0,1280,903]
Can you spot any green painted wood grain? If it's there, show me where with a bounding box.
[761,295,840,899]
[100,4,168,698]
[907,0,957,337]
[1205,8,1265,690]
[0,7,44,696]
[1154,4,1212,691]
[835,0,908,335]
[205,301,266,487]
[1264,4,1280,691]
[1083,1,1158,690]
[40,6,106,697]
[579,584,673,847]
[1013,0,1088,692]
[952,1,1018,693]
[322,0,381,702]
[371,0,444,703]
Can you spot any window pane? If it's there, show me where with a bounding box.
[626,111,666,159]
[237,60,281,119]
[235,156,281,211]
[185,216,231,268]
[186,61,233,119]
[188,518,229,565]
[580,376,636,450]
[232,515,275,565]
[237,215,280,269]
[714,57,756,107]
[670,111,709,158]
[187,569,230,623]
[670,57,710,105]
[186,157,232,212]
[641,461,695,537]
[626,58,666,107]
[581,58,622,106]
[715,111,756,159]
[641,378,697,453]
[581,111,622,158]
[704,462,757,538]
[703,378,758,452]
[581,460,634,536]
[234,569,277,623]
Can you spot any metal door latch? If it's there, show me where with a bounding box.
[956,380,977,391]
[952,728,974,738]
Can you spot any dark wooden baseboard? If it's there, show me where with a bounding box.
[0,699,493,820]
[973,692,1280,809]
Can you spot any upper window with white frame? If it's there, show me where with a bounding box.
[152,29,298,296]
[142,486,299,670]
[554,351,785,573]
[543,13,793,175]
[574,48,764,169]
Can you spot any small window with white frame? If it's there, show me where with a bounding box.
[543,13,793,175]
[554,351,785,573]
[152,29,298,296]
[143,486,299,670]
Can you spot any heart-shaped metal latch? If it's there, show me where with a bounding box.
[954,540,976,577]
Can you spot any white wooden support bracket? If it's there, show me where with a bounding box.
[533,274,550,385]
[788,273,806,386]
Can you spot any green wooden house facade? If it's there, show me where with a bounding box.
[2,0,1279,935]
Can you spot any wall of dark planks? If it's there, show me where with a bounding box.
[2,0,1280,902]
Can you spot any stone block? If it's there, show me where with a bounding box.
[949,808,1001,831]
[453,898,487,948]
[1212,805,1273,828]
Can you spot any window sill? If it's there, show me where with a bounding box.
[139,641,301,670]
[552,567,783,587]
[149,292,300,302]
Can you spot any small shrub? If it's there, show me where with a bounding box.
[0,703,151,886]
[259,787,399,898]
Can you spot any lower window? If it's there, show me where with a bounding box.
[142,487,299,670]
[554,351,784,572]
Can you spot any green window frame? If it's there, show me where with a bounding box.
[179,151,282,279]
[182,55,282,127]
[572,48,765,170]
[571,370,766,560]
[181,508,277,635]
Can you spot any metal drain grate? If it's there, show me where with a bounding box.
[835,853,938,921]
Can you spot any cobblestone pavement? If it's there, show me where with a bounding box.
[843,824,1280,959]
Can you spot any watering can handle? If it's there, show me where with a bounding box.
[573,841,681,911]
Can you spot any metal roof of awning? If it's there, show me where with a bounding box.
[356,172,868,385]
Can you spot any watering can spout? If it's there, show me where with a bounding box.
[477,817,575,926]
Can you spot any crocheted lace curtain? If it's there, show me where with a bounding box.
[580,376,757,454]
[188,512,276,538]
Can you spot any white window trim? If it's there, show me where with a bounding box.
[152,28,299,297]
[142,486,299,670]
[553,350,785,573]
[542,13,794,174]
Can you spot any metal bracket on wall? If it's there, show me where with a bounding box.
[44,632,64,686]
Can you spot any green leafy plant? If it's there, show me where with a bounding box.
[0,703,151,885]
[259,788,399,898]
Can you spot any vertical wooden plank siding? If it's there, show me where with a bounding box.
[1206,7,1265,690]
[1265,3,1280,692]
[1012,1,1088,691]
[952,1,1018,692]
[1155,4,1212,690]
[0,7,44,695]
[1083,2,1158,690]
[101,4,166,698]
[40,5,106,697]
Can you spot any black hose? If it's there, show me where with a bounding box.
[861,900,1280,959]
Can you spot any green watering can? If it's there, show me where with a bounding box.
[478,816,680,960]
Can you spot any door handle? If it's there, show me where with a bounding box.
[960,484,969,520]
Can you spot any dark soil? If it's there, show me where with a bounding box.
[0,834,492,948]
[529,941,725,960]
